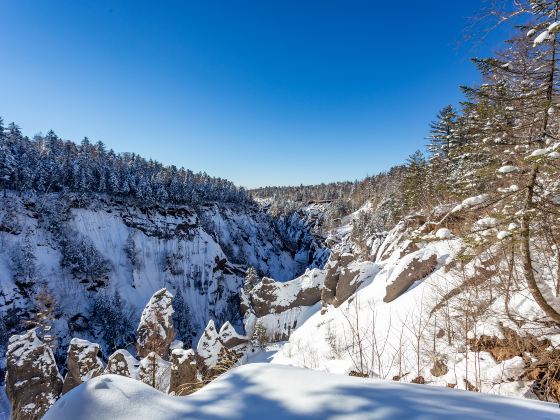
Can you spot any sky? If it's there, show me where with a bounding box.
[0,0,515,188]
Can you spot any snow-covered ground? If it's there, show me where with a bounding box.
[0,388,8,420]
[44,363,559,419]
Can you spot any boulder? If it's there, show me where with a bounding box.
[62,338,105,394]
[136,288,175,359]
[169,349,198,395]
[5,329,63,420]
[105,349,138,377]
[383,250,438,303]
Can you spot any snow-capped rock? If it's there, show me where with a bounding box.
[136,288,176,359]
[169,349,197,395]
[196,320,223,370]
[5,329,63,420]
[62,338,104,394]
[105,349,138,378]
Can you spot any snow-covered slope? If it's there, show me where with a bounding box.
[44,363,559,420]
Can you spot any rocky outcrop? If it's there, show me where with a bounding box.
[136,288,175,359]
[219,321,248,349]
[196,320,223,371]
[251,269,323,318]
[169,349,198,395]
[5,329,63,420]
[321,253,361,308]
[383,250,438,303]
[105,349,138,377]
[62,338,105,394]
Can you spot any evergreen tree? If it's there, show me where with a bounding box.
[11,231,37,295]
[172,288,193,347]
[402,150,428,212]
[243,266,259,294]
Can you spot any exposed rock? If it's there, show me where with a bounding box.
[5,329,63,420]
[469,327,550,363]
[169,349,198,395]
[105,349,138,377]
[136,288,175,359]
[349,370,369,378]
[219,321,248,349]
[62,338,105,394]
[383,251,438,303]
[430,360,449,377]
[196,320,223,371]
[411,376,425,384]
[137,351,171,392]
[251,269,323,318]
[321,253,361,308]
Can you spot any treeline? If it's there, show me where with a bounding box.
[252,167,406,221]
[0,120,250,205]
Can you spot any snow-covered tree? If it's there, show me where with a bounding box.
[243,266,259,294]
[172,288,193,347]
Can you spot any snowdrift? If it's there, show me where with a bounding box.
[44,364,558,420]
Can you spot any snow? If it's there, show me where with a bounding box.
[475,217,499,228]
[435,228,451,239]
[452,194,489,212]
[533,30,550,46]
[497,165,518,174]
[497,231,511,240]
[508,223,519,231]
[0,387,9,420]
[529,148,549,157]
[548,21,560,32]
[43,364,559,420]
[498,185,519,193]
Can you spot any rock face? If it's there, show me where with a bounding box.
[62,338,105,394]
[105,349,138,377]
[383,250,438,303]
[251,269,323,318]
[169,349,198,395]
[5,329,63,420]
[321,253,361,308]
[136,288,175,359]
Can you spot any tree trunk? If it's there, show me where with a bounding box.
[521,166,560,324]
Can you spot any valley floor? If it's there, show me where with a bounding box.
[44,363,559,420]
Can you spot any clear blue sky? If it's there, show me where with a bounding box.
[0,0,513,188]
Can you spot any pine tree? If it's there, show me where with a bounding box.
[402,150,428,212]
[172,288,193,347]
[244,266,259,294]
[428,105,458,160]
[11,231,38,295]
[251,320,268,349]
[454,2,560,323]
